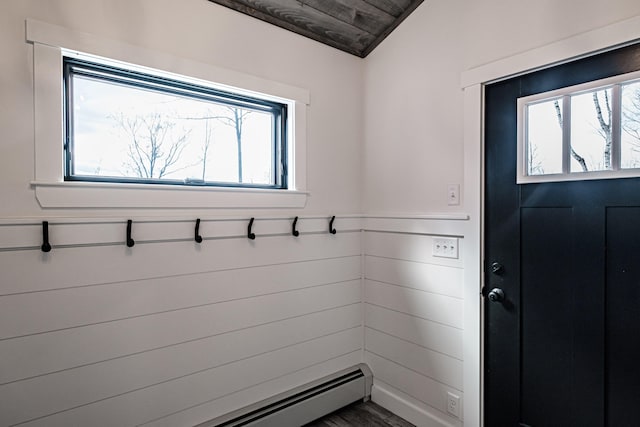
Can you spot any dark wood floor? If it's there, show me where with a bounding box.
[303,401,415,427]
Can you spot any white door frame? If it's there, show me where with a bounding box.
[461,15,640,427]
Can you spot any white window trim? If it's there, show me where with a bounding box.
[517,68,640,184]
[27,19,309,209]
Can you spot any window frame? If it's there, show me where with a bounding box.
[517,68,640,184]
[63,57,288,190]
[27,19,309,209]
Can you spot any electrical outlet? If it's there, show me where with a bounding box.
[447,392,461,418]
[433,237,459,259]
[447,184,460,206]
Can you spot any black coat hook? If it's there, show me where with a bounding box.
[248,217,256,240]
[41,221,51,253]
[195,218,203,243]
[126,220,135,247]
[292,216,299,237]
[329,216,337,234]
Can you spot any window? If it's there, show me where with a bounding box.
[64,57,287,189]
[28,19,309,208]
[517,70,640,183]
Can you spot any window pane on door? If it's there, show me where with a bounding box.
[570,88,613,172]
[621,80,640,169]
[526,99,563,175]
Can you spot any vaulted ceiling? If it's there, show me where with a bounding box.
[208,0,424,58]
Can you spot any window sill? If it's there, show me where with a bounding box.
[32,181,309,209]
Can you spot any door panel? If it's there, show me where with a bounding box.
[606,207,640,426]
[521,207,575,425]
[484,42,640,426]
[520,206,606,426]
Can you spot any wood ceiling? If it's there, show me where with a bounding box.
[208,0,424,58]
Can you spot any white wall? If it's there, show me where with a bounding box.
[362,220,465,427]
[363,0,464,215]
[462,0,640,71]
[0,0,363,218]
[362,4,467,424]
[364,0,640,216]
[0,1,365,426]
[363,1,640,426]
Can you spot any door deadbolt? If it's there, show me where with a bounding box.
[490,262,504,275]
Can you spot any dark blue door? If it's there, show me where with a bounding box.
[484,42,640,426]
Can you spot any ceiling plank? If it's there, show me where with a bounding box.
[361,0,412,18]
[208,0,423,58]
[298,0,395,37]
[210,0,375,56]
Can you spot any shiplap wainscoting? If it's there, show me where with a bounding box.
[0,216,363,427]
[0,214,467,427]
[363,216,466,427]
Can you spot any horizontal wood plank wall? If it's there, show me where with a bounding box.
[0,216,363,427]
[362,216,466,427]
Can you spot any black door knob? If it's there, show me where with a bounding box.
[488,288,505,302]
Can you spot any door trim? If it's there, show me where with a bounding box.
[461,14,640,427]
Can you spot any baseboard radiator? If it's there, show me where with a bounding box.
[198,364,373,427]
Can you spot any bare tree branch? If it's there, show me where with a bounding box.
[201,119,213,180]
[593,91,613,169]
[112,112,191,179]
[180,108,252,183]
[623,87,640,149]
[593,92,611,133]
[554,99,588,171]
[528,141,544,175]
[554,100,563,127]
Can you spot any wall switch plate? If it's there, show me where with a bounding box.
[447,184,460,206]
[433,237,459,259]
[447,392,461,418]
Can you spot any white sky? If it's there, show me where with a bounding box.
[71,75,275,185]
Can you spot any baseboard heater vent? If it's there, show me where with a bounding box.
[198,364,373,427]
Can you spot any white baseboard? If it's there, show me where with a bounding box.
[371,381,461,427]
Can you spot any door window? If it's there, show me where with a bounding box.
[517,70,640,183]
